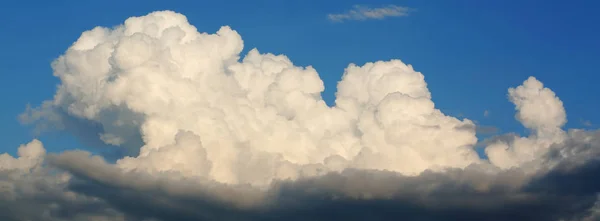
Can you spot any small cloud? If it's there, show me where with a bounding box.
[456,123,499,135]
[484,110,490,117]
[476,125,500,135]
[582,120,593,127]
[327,5,412,23]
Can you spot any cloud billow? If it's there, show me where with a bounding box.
[2,10,600,221]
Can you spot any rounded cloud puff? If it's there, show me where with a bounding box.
[0,139,45,171]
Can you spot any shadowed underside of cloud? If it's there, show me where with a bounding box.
[19,101,144,160]
[2,10,600,221]
[2,135,600,221]
[39,148,600,221]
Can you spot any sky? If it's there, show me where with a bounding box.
[1,1,600,220]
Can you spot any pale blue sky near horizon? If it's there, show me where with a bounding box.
[0,0,598,156]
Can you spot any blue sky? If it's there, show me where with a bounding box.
[1,0,599,156]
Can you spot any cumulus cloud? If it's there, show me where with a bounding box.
[20,10,483,184]
[485,77,569,170]
[0,140,129,221]
[5,10,600,220]
[327,5,412,22]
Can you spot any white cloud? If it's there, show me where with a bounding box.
[0,139,45,171]
[327,5,412,22]
[21,11,483,186]
[485,77,568,170]
[484,110,490,117]
[7,10,600,220]
[16,10,579,186]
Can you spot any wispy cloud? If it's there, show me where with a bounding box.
[327,5,412,22]
[484,110,490,117]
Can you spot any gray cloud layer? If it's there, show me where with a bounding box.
[4,140,599,221]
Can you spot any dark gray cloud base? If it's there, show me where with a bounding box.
[3,131,597,221]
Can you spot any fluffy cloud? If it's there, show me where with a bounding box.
[22,10,485,186]
[5,10,600,220]
[485,77,569,170]
[0,140,130,221]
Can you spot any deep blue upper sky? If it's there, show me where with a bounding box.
[1,0,598,155]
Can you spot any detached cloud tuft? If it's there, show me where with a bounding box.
[327,5,412,22]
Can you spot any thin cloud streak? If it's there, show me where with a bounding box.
[327,5,412,22]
